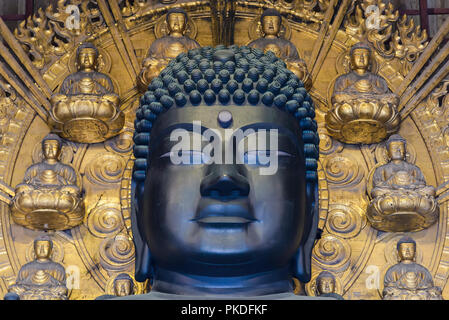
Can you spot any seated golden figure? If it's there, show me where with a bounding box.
[96,273,135,300]
[325,42,400,144]
[137,8,200,92]
[315,271,344,300]
[383,237,442,300]
[367,135,438,232]
[248,9,311,89]
[5,236,68,300]
[49,42,124,143]
[10,134,84,231]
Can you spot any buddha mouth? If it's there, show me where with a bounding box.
[192,203,257,227]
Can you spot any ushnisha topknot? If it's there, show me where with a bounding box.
[76,42,99,58]
[133,45,319,184]
[386,134,407,149]
[165,7,188,24]
[349,42,372,55]
[396,236,416,250]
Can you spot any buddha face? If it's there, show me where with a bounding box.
[77,48,98,71]
[34,240,52,260]
[351,48,371,71]
[398,242,416,261]
[167,12,187,35]
[114,279,132,296]
[43,139,61,161]
[388,141,406,161]
[317,275,335,295]
[262,15,281,37]
[141,105,309,277]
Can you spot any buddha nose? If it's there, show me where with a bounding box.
[200,164,250,200]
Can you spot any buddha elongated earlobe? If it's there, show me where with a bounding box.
[131,180,153,282]
[292,183,319,282]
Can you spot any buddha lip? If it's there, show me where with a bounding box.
[192,204,257,225]
[195,216,255,224]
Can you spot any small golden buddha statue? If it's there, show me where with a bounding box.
[95,273,135,300]
[367,134,438,232]
[248,9,311,89]
[5,236,68,300]
[325,42,400,144]
[10,134,84,231]
[315,271,344,300]
[137,8,200,92]
[383,237,442,300]
[49,42,124,143]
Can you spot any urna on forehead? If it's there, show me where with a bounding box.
[132,45,319,183]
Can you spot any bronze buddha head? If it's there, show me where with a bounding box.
[132,45,319,295]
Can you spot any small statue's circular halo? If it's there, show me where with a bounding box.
[218,110,233,128]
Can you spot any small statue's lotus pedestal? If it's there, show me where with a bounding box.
[49,93,125,143]
[367,190,439,232]
[325,97,400,144]
[11,186,84,231]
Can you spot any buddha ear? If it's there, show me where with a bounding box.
[292,182,319,283]
[130,180,153,282]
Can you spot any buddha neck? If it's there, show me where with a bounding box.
[353,68,368,76]
[78,67,95,73]
[391,159,405,165]
[168,31,183,38]
[151,266,294,297]
[44,158,58,165]
[400,258,414,265]
[264,34,278,40]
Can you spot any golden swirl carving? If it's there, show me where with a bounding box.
[99,233,135,273]
[105,272,147,295]
[319,128,343,156]
[25,237,64,264]
[305,271,343,297]
[85,154,126,186]
[105,130,134,155]
[322,154,364,188]
[312,235,351,273]
[325,204,367,239]
[87,203,124,238]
